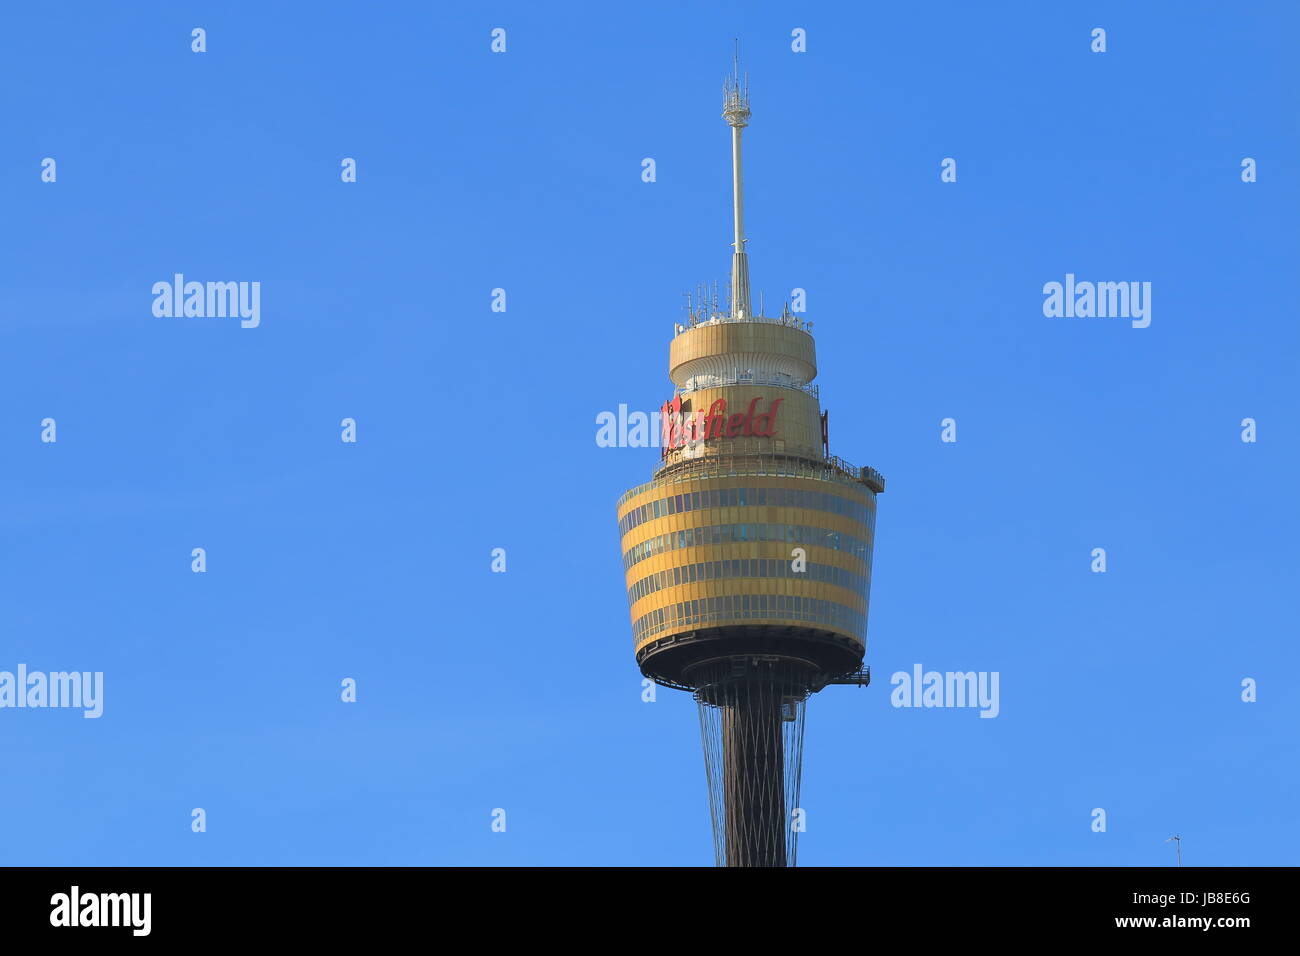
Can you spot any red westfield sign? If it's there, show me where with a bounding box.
[660,395,782,455]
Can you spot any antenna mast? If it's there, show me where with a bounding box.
[723,42,752,320]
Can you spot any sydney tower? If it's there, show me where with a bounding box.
[615,59,885,867]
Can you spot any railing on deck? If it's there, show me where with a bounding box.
[616,452,887,508]
[676,373,819,399]
[674,312,814,338]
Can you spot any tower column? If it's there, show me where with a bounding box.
[721,687,786,866]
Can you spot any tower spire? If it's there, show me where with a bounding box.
[723,43,752,319]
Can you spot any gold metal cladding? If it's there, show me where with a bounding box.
[618,453,877,509]
[625,542,871,606]
[620,506,874,560]
[628,566,868,622]
[669,321,817,386]
[617,473,876,650]
[617,473,876,524]
[660,386,823,464]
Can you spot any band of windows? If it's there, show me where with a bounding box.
[622,522,873,572]
[618,484,876,538]
[627,557,869,607]
[631,594,867,646]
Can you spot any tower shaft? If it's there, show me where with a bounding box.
[694,658,813,866]
[720,688,787,866]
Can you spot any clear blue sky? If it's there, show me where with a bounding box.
[2,1,1296,866]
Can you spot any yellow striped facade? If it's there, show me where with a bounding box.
[617,473,877,654]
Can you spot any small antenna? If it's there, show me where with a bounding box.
[1164,834,1182,867]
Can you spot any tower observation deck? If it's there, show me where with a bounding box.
[615,57,885,867]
